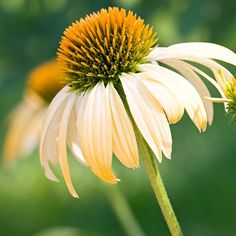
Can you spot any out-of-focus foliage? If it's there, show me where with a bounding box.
[0,0,236,235]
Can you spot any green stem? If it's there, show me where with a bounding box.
[118,85,183,235]
[106,186,146,236]
[135,131,183,236]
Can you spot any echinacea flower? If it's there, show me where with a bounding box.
[40,7,236,198]
[3,60,64,164]
[207,69,236,121]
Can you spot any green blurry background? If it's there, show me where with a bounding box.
[1,0,236,235]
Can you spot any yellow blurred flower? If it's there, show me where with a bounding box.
[3,60,64,164]
[39,7,236,197]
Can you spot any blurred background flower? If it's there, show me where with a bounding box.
[1,0,236,235]
[3,59,64,164]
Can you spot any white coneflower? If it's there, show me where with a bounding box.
[3,60,64,164]
[207,69,236,121]
[40,7,236,198]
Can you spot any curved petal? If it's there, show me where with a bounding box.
[57,93,78,198]
[67,94,87,166]
[77,83,118,183]
[40,86,70,181]
[160,57,227,101]
[187,57,233,92]
[136,73,184,124]
[147,46,234,88]
[168,42,236,66]
[162,59,214,125]
[174,56,232,85]
[120,73,172,161]
[148,43,236,66]
[107,83,139,168]
[137,64,207,131]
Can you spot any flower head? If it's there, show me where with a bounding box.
[207,69,236,121]
[3,60,64,164]
[40,7,236,197]
[222,78,236,119]
[57,7,157,91]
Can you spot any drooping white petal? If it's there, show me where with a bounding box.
[67,94,87,166]
[161,59,214,125]
[120,73,172,161]
[77,82,118,183]
[57,93,78,198]
[147,43,236,66]
[137,64,207,131]
[175,56,232,85]
[190,58,233,93]
[160,57,227,101]
[107,83,139,168]
[40,86,70,181]
[169,58,225,97]
[136,73,184,124]
[169,42,236,66]
[147,45,234,92]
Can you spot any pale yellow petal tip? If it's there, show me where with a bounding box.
[199,121,207,133]
[168,120,178,125]
[156,155,163,163]
[103,177,119,184]
[202,125,207,132]
[123,159,140,169]
[168,114,183,124]
[133,162,140,169]
[208,119,213,126]
[45,170,59,182]
[193,116,207,133]
[103,174,119,184]
[130,165,140,170]
[197,126,205,133]
[92,168,119,184]
[66,182,79,199]
[71,191,79,199]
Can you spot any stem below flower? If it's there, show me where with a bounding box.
[135,130,183,236]
[117,84,183,236]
